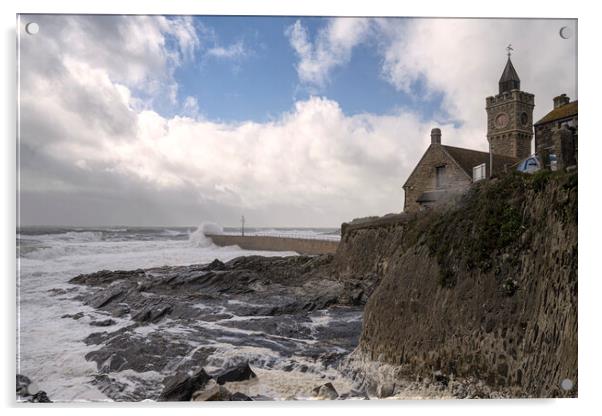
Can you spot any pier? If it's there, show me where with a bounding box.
[206,233,339,255]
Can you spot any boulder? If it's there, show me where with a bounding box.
[192,380,232,401]
[229,392,253,401]
[312,382,338,400]
[205,259,226,271]
[158,368,211,401]
[16,374,32,396]
[90,319,116,327]
[214,362,256,385]
[61,312,84,320]
[28,391,52,403]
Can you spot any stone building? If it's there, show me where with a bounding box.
[403,129,518,212]
[534,94,578,169]
[403,54,533,212]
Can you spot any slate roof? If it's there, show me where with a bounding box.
[499,58,521,93]
[403,143,521,189]
[442,145,519,177]
[534,101,578,126]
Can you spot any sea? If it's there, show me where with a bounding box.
[16,224,351,401]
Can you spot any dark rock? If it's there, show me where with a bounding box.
[110,304,130,317]
[192,380,232,401]
[28,391,52,403]
[204,259,226,271]
[90,318,116,327]
[249,394,274,401]
[85,329,193,373]
[89,288,126,309]
[214,362,256,385]
[312,382,338,400]
[159,368,212,401]
[83,331,110,346]
[132,303,173,323]
[61,312,84,320]
[229,392,253,401]
[16,374,32,396]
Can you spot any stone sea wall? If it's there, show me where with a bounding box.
[208,234,339,255]
[336,171,577,397]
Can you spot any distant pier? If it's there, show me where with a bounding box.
[206,233,339,255]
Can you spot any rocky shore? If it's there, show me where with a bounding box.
[57,254,378,401]
[17,374,52,403]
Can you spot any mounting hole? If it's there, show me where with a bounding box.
[25,22,39,35]
[559,26,572,39]
[560,378,574,391]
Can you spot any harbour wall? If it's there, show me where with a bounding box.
[206,234,339,255]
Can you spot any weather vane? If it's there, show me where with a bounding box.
[506,43,514,58]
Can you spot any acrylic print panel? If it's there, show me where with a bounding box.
[16,14,578,402]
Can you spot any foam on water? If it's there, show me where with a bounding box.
[17,224,294,401]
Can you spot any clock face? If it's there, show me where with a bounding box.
[520,112,529,126]
[495,113,509,129]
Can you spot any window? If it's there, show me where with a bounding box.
[435,165,446,188]
[473,163,487,182]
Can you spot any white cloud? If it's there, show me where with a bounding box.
[18,16,577,227]
[286,18,372,88]
[183,96,200,115]
[376,18,578,150]
[206,40,246,59]
[286,18,577,152]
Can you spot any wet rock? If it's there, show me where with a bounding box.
[110,304,130,317]
[61,312,84,320]
[17,374,52,403]
[16,374,32,396]
[192,380,232,401]
[312,382,338,400]
[83,331,110,346]
[159,368,212,401]
[204,259,226,271]
[89,287,126,309]
[214,362,256,385]
[28,391,52,403]
[90,318,116,327]
[66,254,366,398]
[85,326,194,373]
[229,392,253,401]
[132,303,173,323]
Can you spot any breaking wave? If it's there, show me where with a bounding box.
[188,222,223,248]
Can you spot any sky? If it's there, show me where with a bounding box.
[17,15,577,227]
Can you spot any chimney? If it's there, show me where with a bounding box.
[431,128,442,144]
[553,94,570,109]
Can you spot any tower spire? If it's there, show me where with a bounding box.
[498,45,520,94]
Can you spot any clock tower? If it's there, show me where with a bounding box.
[486,46,534,160]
